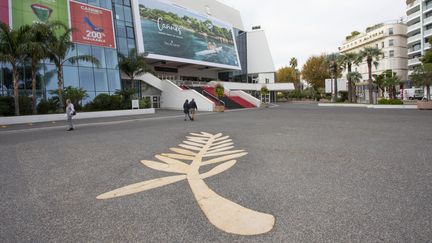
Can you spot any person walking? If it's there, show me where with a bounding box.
[189,98,198,121]
[183,99,192,121]
[66,99,76,131]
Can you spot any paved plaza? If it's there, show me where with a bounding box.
[1,104,431,242]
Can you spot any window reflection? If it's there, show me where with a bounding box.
[79,67,95,92]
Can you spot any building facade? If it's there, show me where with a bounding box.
[339,22,408,83]
[0,0,287,106]
[406,0,432,73]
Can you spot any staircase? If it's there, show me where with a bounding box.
[202,86,255,109]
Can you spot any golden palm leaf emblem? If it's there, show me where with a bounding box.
[97,132,275,235]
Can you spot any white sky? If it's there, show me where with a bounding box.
[218,0,406,69]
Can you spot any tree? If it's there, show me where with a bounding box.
[0,22,31,116]
[339,52,361,102]
[301,55,330,90]
[347,71,362,101]
[45,22,99,111]
[289,57,298,69]
[22,23,50,114]
[359,47,383,104]
[276,66,300,89]
[411,64,432,101]
[326,53,341,102]
[118,48,151,94]
[260,85,269,103]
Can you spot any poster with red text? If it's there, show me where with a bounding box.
[0,0,10,25]
[69,1,116,48]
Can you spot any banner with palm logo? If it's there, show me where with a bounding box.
[11,0,69,29]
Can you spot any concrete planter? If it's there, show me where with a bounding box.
[214,106,225,112]
[417,101,432,110]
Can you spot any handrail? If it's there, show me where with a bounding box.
[202,90,225,106]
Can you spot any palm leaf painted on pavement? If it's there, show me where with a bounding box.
[97,132,275,236]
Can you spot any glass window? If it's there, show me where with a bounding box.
[389,28,394,35]
[381,42,384,48]
[94,68,109,91]
[99,0,111,10]
[92,46,106,68]
[87,0,99,7]
[389,50,395,57]
[113,0,123,4]
[44,64,58,91]
[64,44,77,66]
[127,39,136,50]
[107,69,121,92]
[114,4,124,20]
[105,48,119,69]
[117,37,128,54]
[124,7,132,22]
[63,66,79,88]
[123,0,131,6]
[389,39,394,46]
[79,67,95,92]
[77,45,93,67]
[83,91,96,105]
[116,21,127,37]
[126,26,134,38]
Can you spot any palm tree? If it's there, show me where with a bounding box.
[339,53,361,102]
[289,57,298,69]
[0,22,31,116]
[411,64,432,101]
[359,47,383,104]
[44,22,99,111]
[22,23,50,114]
[347,71,362,102]
[326,53,340,102]
[118,48,150,95]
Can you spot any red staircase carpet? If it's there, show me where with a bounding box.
[228,96,255,108]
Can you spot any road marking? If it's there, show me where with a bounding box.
[97,132,275,235]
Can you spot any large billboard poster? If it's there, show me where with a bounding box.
[69,1,116,48]
[0,0,10,25]
[11,0,69,29]
[138,0,241,70]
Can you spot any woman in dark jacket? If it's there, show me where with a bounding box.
[183,99,192,121]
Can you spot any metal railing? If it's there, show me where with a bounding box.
[202,89,225,106]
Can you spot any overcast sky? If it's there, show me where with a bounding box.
[218,0,406,69]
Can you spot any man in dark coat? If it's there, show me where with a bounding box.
[189,98,198,121]
[183,99,192,121]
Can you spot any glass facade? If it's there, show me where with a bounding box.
[0,0,137,104]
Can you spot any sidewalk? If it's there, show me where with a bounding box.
[0,110,213,133]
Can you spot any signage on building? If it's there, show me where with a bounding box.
[0,0,10,25]
[11,0,69,29]
[69,1,116,48]
[136,0,241,70]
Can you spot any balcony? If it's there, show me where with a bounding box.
[425,3,432,14]
[424,28,432,38]
[408,22,421,34]
[407,0,420,14]
[426,43,432,50]
[407,33,422,44]
[407,10,421,24]
[408,46,422,55]
[408,58,421,66]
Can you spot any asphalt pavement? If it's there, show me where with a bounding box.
[1,104,431,242]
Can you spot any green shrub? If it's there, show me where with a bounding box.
[37,99,58,114]
[139,97,151,108]
[0,96,14,116]
[18,96,32,115]
[288,90,305,100]
[85,94,123,111]
[338,91,348,102]
[378,99,403,105]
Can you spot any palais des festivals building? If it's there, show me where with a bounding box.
[0,0,292,109]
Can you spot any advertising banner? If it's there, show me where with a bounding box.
[138,0,241,70]
[0,0,9,25]
[69,1,116,48]
[11,0,69,29]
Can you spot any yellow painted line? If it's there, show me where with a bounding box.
[97,132,275,235]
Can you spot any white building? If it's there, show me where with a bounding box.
[338,22,408,83]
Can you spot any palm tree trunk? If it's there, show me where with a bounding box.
[12,64,20,116]
[31,62,37,115]
[347,64,352,103]
[367,61,373,104]
[57,69,64,111]
[427,84,431,101]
